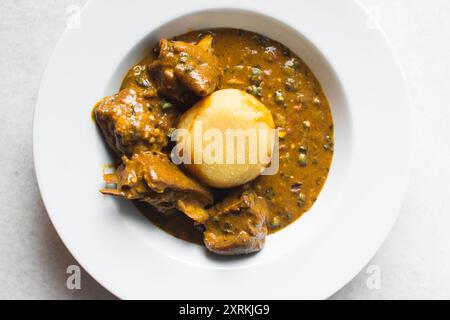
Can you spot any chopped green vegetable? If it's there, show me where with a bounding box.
[299,145,308,154]
[160,101,174,110]
[274,90,285,105]
[167,127,176,137]
[249,67,263,85]
[179,52,188,64]
[297,193,306,207]
[269,216,281,229]
[285,77,299,91]
[246,85,262,97]
[134,67,151,88]
[298,153,308,167]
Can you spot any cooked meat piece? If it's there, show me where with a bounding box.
[177,199,210,224]
[94,87,176,156]
[204,190,269,255]
[101,152,213,218]
[149,35,223,103]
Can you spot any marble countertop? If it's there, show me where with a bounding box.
[1,0,449,299]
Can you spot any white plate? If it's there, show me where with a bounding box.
[33,0,412,299]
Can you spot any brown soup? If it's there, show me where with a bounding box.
[120,28,334,244]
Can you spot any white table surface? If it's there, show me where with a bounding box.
[1,0,449,300]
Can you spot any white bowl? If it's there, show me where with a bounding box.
[33,0,412,299]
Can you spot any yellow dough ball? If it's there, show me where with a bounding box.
[176,89,275,188]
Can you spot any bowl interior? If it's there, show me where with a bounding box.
[97,9,353,267]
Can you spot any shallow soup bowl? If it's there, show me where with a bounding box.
[33,0,412,299]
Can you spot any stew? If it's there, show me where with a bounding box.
[93,28,334,255]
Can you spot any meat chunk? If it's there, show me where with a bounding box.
[204,190,269,255]
[149,35,223,103]
[94,87,175,156]
[101,152,213,220]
